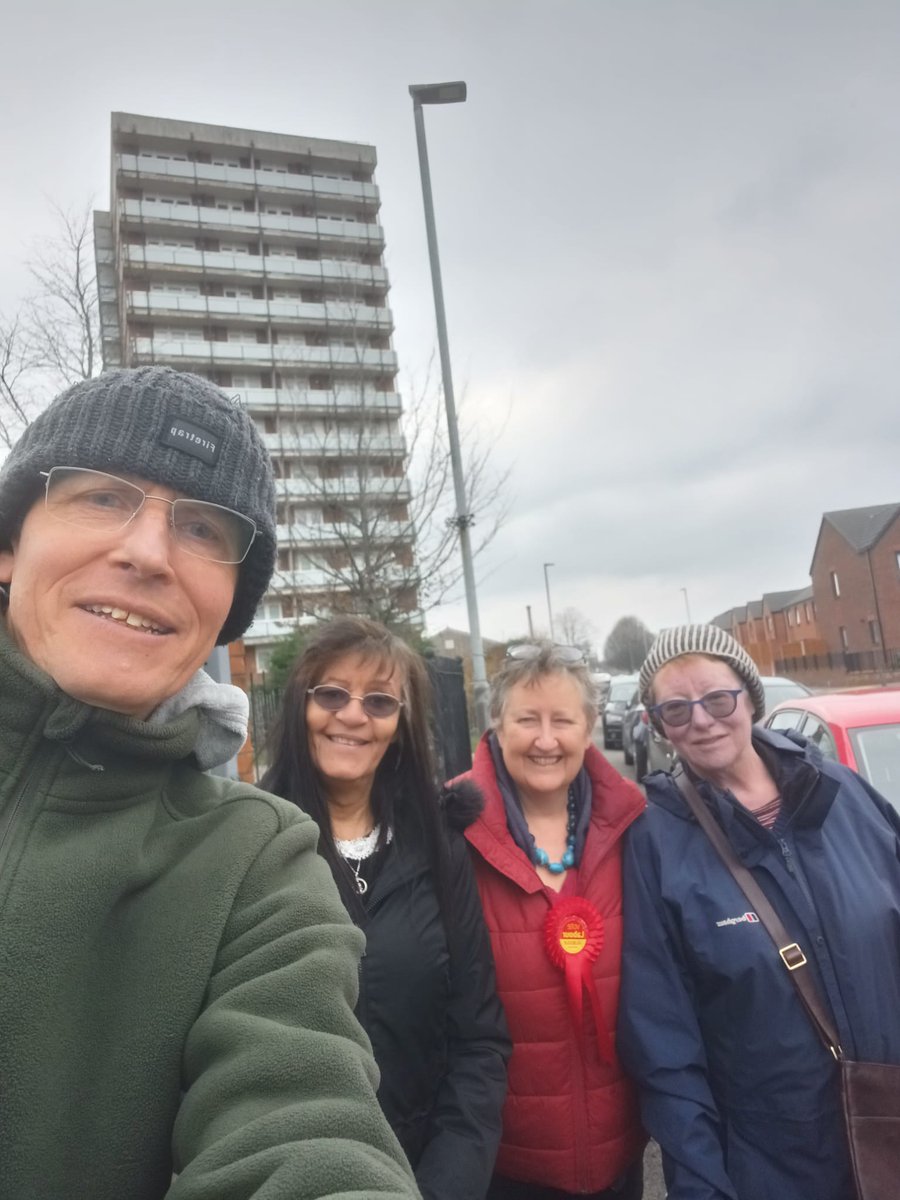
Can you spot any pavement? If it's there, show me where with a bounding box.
[593,737,667,1199]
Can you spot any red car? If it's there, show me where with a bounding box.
[765,687,900,812]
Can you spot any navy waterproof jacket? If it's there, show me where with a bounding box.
[618,727,900,1200]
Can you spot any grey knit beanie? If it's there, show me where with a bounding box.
[0,366,275,645]
[639,624,766,722]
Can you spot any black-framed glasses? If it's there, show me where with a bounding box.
[40,467,257,565]
[649,688,744,728]
[307,685,403,720]
[507,643,584,663]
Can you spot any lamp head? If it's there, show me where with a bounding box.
[409,81,467,105]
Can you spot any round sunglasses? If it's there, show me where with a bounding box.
[307,685,403,720]
[649,688,744,728]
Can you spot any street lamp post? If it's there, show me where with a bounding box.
[543,562,555,640]
[681,587,692,624]
[409,80,490,732]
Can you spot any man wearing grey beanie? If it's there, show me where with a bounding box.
[0,367,419,1200]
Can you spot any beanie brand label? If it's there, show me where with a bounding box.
[161,419,221,466]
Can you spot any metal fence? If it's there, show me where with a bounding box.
[775,648,900,675]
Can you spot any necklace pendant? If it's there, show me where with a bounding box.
[356,875,368,895]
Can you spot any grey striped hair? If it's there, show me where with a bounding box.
[638,624,766,721]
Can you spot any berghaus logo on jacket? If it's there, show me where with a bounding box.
[715,911,760,927]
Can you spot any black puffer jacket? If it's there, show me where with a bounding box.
[357,781,510,1200]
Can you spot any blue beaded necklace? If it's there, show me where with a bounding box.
[531,787,577,875]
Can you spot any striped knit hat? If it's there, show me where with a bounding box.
[639,624,766,721]
[0,366,275,645]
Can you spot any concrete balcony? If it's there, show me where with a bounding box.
[276,520,409,542]
[124,290,393,332]
[266,432,407,458]
[122,245,387,289]
[128,337,397,373]
[116,154,380,207]
[267,562,413,591]
[118,199,384,250]
[274,477,411,500]
[234,387,402,415]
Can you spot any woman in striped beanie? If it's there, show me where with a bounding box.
[615,623,900,1200]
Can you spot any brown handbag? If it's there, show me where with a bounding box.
[675,770,900,1200]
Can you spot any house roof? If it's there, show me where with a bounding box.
[709,609,735,630]
[747,600,764,619]
[820,503,900,555]
[762,585,813,613]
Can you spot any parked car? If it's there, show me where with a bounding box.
[633,713,649,780]
[602,675,639,750]
[621,693,644,766]
[765,687,900,812]
[645,675,812,775]
[591,671,612,703]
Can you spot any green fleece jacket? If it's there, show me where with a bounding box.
[0,624,420,1200]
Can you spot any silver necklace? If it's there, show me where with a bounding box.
[347,858,368,895]
[336,825,392,896]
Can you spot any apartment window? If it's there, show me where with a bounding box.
[786,610,793,627]
[896,551,900,572]
[839,626,849,649]
[831,571,841,597]
[870,620,882,646]
[146,237,194,249]
[766,617,774,636]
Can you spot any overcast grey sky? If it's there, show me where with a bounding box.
[2,1,899,651]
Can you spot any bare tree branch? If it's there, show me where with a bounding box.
[25,201,100,386]
[557,607,596,652]
[0,316,38,450]
[265,298,508,629]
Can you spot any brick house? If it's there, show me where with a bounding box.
[810,503,900,660]
[762,586,820,648]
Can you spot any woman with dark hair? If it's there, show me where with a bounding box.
[262,616,510,1200]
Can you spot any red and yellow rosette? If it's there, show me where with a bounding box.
[544,897,615,1064]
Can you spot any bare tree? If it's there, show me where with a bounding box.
[556,606,595,654]
[0,317,35,450]
[266,280,508,630]
[270,376,508,629]
[0,202,101,450]
[24,202,101,386]
[603,616,655,673]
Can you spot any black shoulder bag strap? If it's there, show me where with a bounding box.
[674,769,842,1060]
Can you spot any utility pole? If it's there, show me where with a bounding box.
[409,80,490,731]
